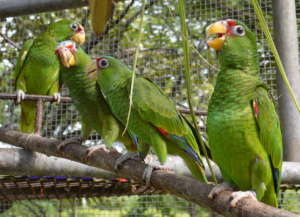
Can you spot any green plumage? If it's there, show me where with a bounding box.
[58,48,135,151]
[207,20,283,207]
[14,19,81,134]
[96,56,207,182]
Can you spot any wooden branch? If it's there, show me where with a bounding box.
[0,0,88,19]
[0,148,298,186]
[0,93,72,103]
[0,93,207,115]
[0,32,20,49]
[35,99,43,135]
[0,128,297,217]
[0,148,117,178]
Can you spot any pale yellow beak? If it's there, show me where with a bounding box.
[56,47,76,68]
[85,61,97,81]
[70,25,85,45]
[206,21,227,51]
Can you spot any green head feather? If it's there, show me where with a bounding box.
[221,20,258,72]
[207,19,259,75]
[47,19,83,42]
[96,56,132,94]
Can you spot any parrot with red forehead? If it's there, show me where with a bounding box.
[14,19,85,134]
[55,40,136,155]
[94,56,208,183]
[206,19,283,207]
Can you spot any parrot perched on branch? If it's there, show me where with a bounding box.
[95,56,208,183]
[54,41,136,154]
[206,19,283,207]
[14,19,85,134]
[88,0,116,35]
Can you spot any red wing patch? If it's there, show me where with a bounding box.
[157,127,169,137]
[116,178,128,183]
[252,100,259,118]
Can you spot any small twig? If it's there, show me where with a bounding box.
[0,93,72,103]
[0,32,21,50]
[180,109,207,116]
[109,0,135,27]
[0,93,207,115]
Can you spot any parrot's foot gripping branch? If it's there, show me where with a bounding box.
[230,191,257,207]
[53,93,61,103]
[57,137,83,151]
[85,144,108,161]
[208,182,234,199]
[16,90,26,103]
[209,182,257,207]
[114,152,143,171]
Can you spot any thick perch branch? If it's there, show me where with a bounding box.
[0,148,116,178]
[0,148,299,185]
[0,0,88,18]
[0,128,298,217]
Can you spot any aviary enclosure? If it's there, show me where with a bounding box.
[0,0,300,216]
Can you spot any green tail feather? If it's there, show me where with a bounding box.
[20,101,36,134]
[261,184,278,207]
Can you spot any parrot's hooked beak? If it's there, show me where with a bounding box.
[85,61,97,80]
[55,44,76,68]
[206,21,227,51]
[71,24,85,45]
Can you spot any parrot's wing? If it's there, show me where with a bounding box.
[129,77,187,136]
[88,0,114,35]
[181,114,212,159]
[252,85,283,194]
[14,39,34,89]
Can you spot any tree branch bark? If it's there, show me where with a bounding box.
[0,128,298,217]
[0,148,116,178]
[0,148,299,186]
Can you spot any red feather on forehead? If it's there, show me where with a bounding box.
[227,20,237,27]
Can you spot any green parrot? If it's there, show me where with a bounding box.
[88,0,116,35]
[206,19,283,207]
[54,41,136,154]
[95,56,207,182]
[14,19,85,134]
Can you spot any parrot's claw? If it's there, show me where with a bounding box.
[142,165,154,187]
[53,93,61,103]
[16,90,26,103]
[114,152,142,171]
[24,133,40,147]
[208,182,233,199]
[230,190,257,207]
[140,165,174,190]
[57,137,83,151]
[85,144,108,161]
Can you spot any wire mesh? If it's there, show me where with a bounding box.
[0,0,299,216]
[0,0,277,141]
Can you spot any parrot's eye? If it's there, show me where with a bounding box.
[70,23,78,31]
[232,25,245,36]
[97,58,109,69]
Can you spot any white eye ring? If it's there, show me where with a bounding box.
[70,23,78,31]
[232,25,245,36]
[97,58,109,68]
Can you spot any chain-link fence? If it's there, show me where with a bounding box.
[0,0,299,216]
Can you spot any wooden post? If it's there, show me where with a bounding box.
[35,99,43,135]
[273,0,300,161]
[0,0,88,18]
